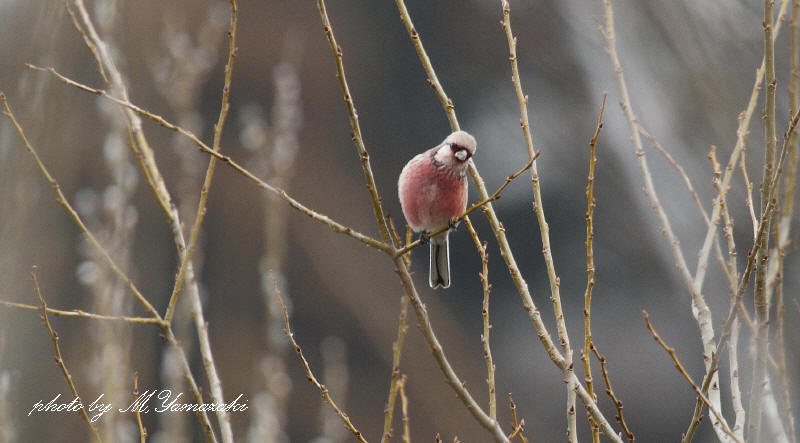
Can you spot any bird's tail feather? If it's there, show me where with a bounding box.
[429,234,450,289]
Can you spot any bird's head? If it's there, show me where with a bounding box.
[434,130,477,168]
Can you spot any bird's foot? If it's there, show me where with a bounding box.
[448,218,460,231]
[418,232,430,245]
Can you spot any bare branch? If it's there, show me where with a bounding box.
[26,64,393,254]
[465,217,496,420]
[31,267,103,443]
[165,0,238,325]
[582,94,605,443]
[642,312,741,443]
[273,277,368,443]
[0,300,161,325]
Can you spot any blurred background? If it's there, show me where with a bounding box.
[0,0,798,441]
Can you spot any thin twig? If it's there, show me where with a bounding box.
[273,278,367,443]
[381,218,411,443]
[62,1,108,84]
[582,93,605,443]
[590,345,635,442]
[0,300,161,324]
[508,394,529,443]
[381,290,410,443]
[159,326,218,443]
[399,375,411,443]
[643,312,741,443]
[165,0,238,325]
[391,249,509,442]
[31,267,103,443]
[465,217,496,420]
[133,373,147,443]
[740,149,760,238]
[640,130,735,288]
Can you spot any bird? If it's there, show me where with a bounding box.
[398,130,477,289]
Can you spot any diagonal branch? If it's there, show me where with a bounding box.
[643,312,741,443]
[1,93,161,321]
[27,64,393,254]
[32,266,103,443]
[317,0,392,245]
[273,278,367,443]
[164,0,238,325]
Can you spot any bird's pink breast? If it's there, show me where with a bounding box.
[399,155,468,232]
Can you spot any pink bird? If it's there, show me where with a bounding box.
[398,130,477,289]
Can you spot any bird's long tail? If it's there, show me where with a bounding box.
[429,233,450,289]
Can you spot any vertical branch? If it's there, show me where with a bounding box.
[729,319,746,439]
[709,147,747,440]
[398,375,411,443]
[133,373,147,443]
[772,0,800,440]
[741,150,760,238]
[465,217,496,420]
[749,1,778,440]
[582,93,605,443]
[380,293,410,443]
[508,394,529,443]
[31,267,103,443]
[498,4,576,440]
[381,216,410,443]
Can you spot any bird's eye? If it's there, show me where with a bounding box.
[454,149,468,161]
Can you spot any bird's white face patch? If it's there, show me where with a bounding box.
[434,144,451,163]
[454,149,468,161]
